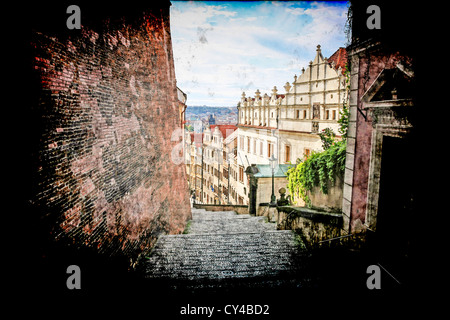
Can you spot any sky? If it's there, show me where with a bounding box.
[170,1,349,107]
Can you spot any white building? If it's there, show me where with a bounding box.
[185,124,238,205]
[236,45,348,204]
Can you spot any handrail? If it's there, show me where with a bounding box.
[318,228,371,244]
[318,233,356,243]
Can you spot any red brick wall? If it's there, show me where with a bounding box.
[29,4,191,265]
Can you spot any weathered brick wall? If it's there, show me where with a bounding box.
[29,3,191,266]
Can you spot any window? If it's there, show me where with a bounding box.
[240,136,244,150]
[247,137,251,153]
[260,141,263,156]
[332,110,336,120]
[239,166,244,182]
[304,148,311,160]
[296,110,300,119]
[285,145,291,163]
[253,139,257,154]
[303,110,307,119]
[268,142,274,158]
[326,110,330,120]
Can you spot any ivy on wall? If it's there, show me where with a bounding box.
[287,139,346,207]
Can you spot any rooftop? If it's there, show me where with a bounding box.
[328,47,347,74]
[210,124,237,139]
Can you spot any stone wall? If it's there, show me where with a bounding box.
[28,2,191,266]
[307,175,343,212]
[255,177,290,214]
[275,206,342,247]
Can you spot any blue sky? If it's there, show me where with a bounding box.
[170,1,349,107]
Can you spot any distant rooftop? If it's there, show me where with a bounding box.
[209,124,237,138]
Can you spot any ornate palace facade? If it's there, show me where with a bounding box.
[235,45,348,204]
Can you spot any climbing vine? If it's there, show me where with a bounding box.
[287,140,346,206]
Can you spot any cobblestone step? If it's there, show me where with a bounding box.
[189,216,276,234]
[144,209,307,287]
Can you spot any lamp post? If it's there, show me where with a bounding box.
[269,154,277,205]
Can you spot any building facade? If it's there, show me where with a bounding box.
[235,45,348,205]
[343,1,418,248]
[185,124,238,205]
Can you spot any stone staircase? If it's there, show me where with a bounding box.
[143,208,312,291]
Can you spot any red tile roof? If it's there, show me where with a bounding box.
[190,132,204,146]
[210,124,237,138]
[328,47,347,74]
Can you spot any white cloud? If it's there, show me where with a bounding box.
[171,1,348,107]
[285,7,306,15]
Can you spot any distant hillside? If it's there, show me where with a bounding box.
[186,106,237,125]
[186,106,237,114]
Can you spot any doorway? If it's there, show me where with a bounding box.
[375,135,415,277]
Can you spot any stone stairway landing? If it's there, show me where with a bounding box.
[188,209,277,234]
